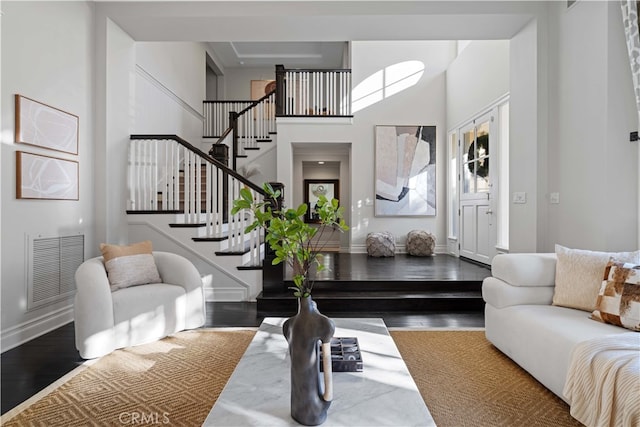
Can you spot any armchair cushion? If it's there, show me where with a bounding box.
[100,240,161,290]
[112,283,186,349]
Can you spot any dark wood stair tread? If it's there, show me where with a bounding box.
[237,261,263,271]
[193,233,229,242]
[259,290,482,299]
[256,288,485,315]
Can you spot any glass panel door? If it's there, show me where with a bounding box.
[462,125,476,195]
[475,119,490,193]
[461,116,491,200]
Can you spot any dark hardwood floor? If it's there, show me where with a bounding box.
[261,253,491,313]
[1,255,489,415]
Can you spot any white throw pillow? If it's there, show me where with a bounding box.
[552,245,640,312]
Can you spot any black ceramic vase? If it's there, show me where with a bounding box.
[283,296,335,426]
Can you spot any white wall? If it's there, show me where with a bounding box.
[545,1,638,252]
[1,1,95,350]
[133,42,206,143]
[605,1,638,250]
[223,67,276,99]
[277,41,456,252]
[96,17,135,246]
[446,40,510,131]
[509,19,541,253]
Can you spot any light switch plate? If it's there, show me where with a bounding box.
[550,192,560,204]
[513,192,527,204]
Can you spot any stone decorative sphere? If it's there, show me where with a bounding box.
[406,230,436,256]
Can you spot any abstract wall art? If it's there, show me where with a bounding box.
[16,151,79,200]
[375,125,436,216]
[15,94,79,155]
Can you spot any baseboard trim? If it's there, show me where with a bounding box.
[205,287,249,302]
[350,244,449,255]
[1,305,74,353]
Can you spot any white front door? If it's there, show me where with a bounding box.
[458,111,496,265]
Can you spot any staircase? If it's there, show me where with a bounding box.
[123,65,488,313]
[126,134,267,300]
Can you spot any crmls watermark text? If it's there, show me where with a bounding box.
[118,411,170,425]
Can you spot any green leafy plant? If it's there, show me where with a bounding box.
[231,183,349,298]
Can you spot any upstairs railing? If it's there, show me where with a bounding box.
[275,64,352,117]
[127,134,266,265]
[204,91,277,172]
[203,91,276,141]
[202,65,352,175]
[203,100,253,138]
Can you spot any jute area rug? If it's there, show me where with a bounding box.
[1,329,582,427]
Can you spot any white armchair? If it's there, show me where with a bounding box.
[74,251,205,359]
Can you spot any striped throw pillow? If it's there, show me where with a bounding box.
[100,240,162,291]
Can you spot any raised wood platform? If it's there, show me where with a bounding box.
[257,253,491,315]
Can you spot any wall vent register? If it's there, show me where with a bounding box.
[28,234,84,310]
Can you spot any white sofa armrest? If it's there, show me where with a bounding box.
[482,253,557,309]
[153,251,205,329]
[492,253,557,287]
[74,256,116,358]
[483,277,555,308]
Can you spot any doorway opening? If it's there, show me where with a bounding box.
[448,96,509,265]
[292,143,352,252]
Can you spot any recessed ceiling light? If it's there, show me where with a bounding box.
[318,161,325,165]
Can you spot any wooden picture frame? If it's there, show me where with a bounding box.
[304,179,339,223]
[16,151,79,200]
[15,94,79,155]
[374,125,437,217]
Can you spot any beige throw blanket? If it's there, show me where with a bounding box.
[563,332,640,427]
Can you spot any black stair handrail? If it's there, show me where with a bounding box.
[237,89,276,116]
[209,89,276,170]
[130,134,266,196]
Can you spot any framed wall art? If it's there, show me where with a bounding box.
[15,94,79,155]
[375,125,436,216]
[304,179,339,223]
[16,151,79,200]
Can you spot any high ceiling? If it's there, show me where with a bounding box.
[97,1,545,70]
[207,41,346,69]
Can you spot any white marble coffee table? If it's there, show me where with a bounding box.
[203,317,435,426]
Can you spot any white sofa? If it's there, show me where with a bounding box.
[74,251,206,359]
[482,253,629,402]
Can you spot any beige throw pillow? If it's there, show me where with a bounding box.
[100,240,162,291]
[552,245,640,312]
